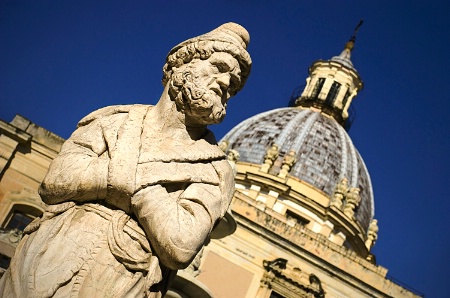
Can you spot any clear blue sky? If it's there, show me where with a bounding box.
[1,1,449,297]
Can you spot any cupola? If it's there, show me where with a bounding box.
[294,20,364,127]
[220,21,378,258]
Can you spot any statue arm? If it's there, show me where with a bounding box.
[131,160,234,270]
[39,119,110,204]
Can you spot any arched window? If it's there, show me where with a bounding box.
[342,90,351,108]
[310,78,325,99]
[2,204,42,231]
[325,81,341,106]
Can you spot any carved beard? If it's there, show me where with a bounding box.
[180,81,226,125]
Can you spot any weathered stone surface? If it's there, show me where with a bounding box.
[0,22,251,297]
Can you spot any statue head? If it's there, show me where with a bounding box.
[163,23,252,125]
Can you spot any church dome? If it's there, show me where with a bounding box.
[221,107,374,231]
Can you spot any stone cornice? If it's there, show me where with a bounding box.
[230,193,407,297]
[234,162,368,252]
[0,120,32,144]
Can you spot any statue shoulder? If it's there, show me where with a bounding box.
[77,104,153,127]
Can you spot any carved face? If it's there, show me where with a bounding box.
[171,52,241,125]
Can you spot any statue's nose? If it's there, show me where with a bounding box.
[216,74,230,89]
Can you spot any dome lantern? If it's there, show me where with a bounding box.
[294,20,364,127]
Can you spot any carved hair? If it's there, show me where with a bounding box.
[167,64,198,111]
[162,40,247,90]
[162,23,252,92]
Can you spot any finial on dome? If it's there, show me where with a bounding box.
[330,20,364,70]
[345,19,364,51]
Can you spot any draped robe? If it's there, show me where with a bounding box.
[0,105,234,297]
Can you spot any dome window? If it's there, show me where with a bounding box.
[310,78,325,99]
[325,81,341,106]
[342,90,351,108]
[2,204,41,232]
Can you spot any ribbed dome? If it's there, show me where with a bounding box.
[221,107,374,231]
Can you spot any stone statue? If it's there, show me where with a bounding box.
[278,149,297,178]
[331,177,349,209]
[227,149,240,163]
[344,187,361,219]
[218,140,229,153]
[0,22,251,298]
[226,148,240,174]
[365,219,379,251]
[260,144,279,173]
